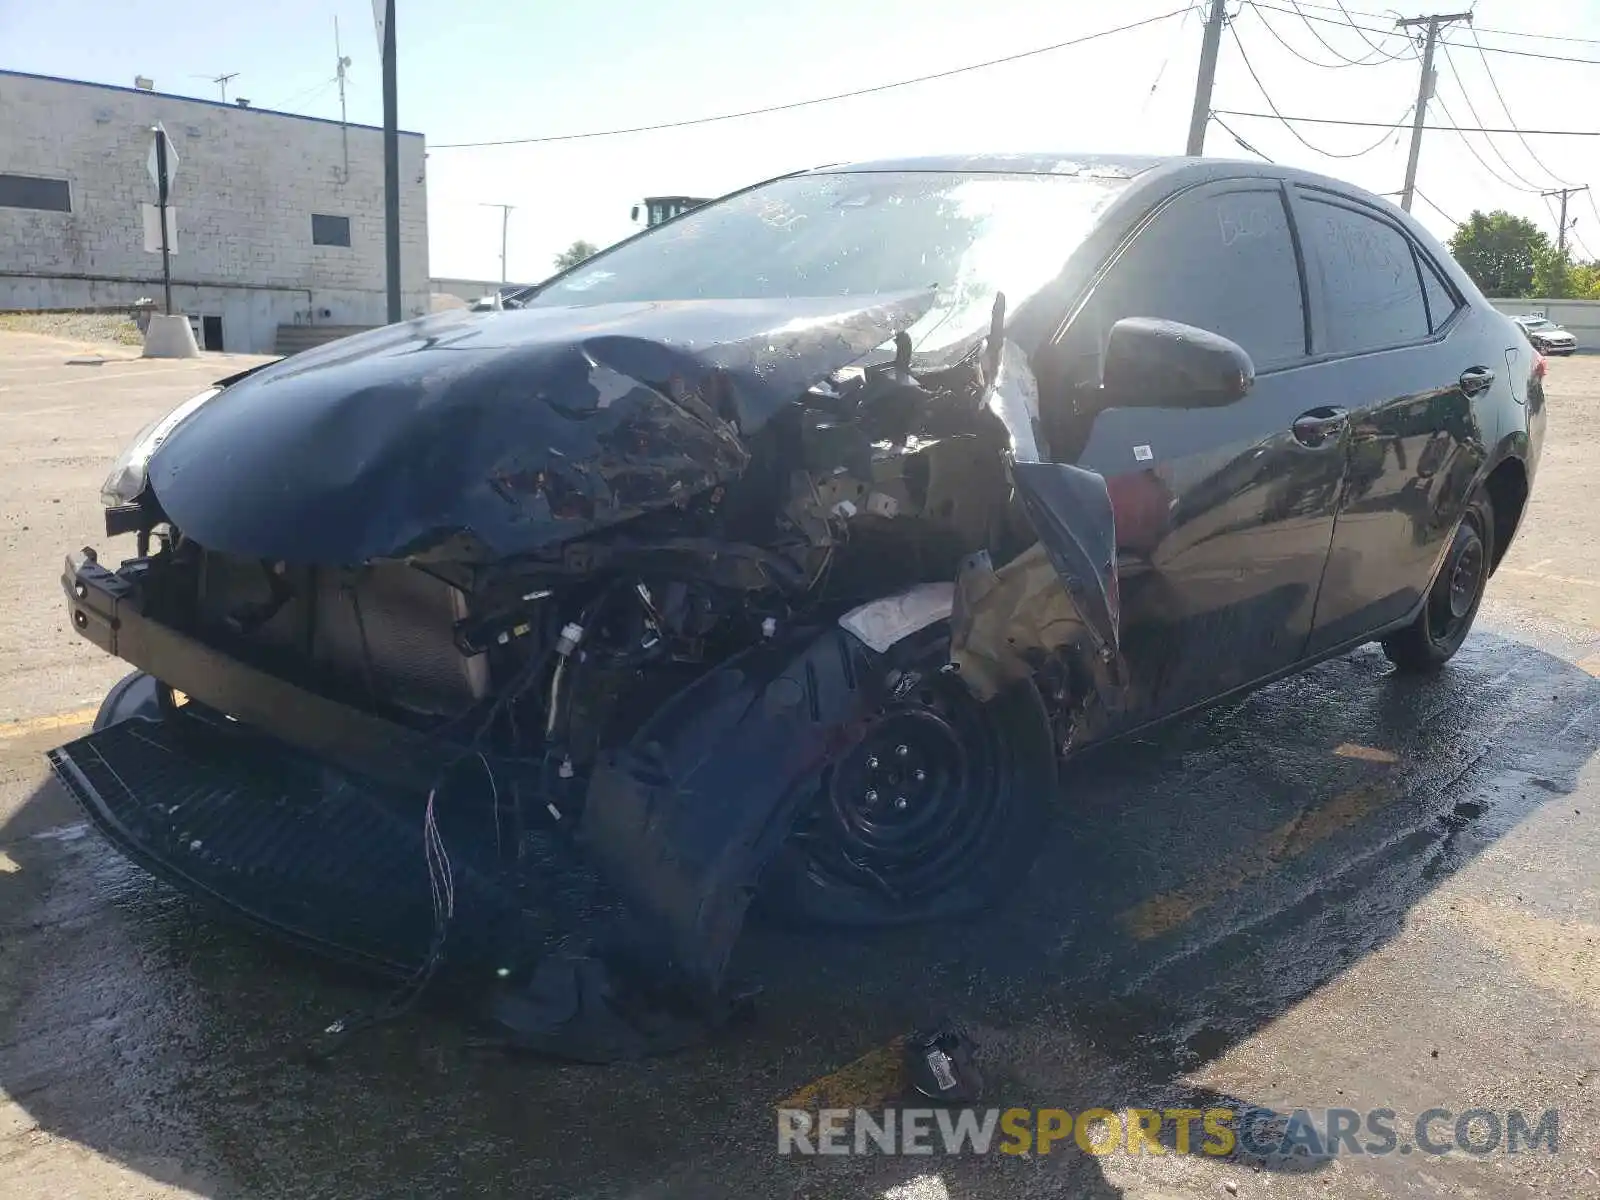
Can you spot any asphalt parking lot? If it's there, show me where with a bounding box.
[1,329,1597,1200]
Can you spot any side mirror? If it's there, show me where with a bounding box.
[1102,317,1254,407]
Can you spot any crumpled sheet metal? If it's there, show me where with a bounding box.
[952,339,1121,700]
[146,291,936,566]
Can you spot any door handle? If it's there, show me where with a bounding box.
[1459,366,1495,397]
[1291,406,1348,448]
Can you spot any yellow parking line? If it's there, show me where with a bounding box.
[778,1037,906,1109]
[1119,780,1397,940]
[0,707,100,741]
[19,366,206,390]
[1333,743,1398,763]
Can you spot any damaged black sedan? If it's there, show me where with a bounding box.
[50,154,1544,1058]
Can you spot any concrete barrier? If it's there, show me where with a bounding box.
[140,313,200,359]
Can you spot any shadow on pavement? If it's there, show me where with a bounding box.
[0,630,1595,1198]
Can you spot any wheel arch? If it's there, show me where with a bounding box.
[1481,453,1529,573]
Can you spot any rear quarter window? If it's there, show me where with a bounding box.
[1418,253,1462,332]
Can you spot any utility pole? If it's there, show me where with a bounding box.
[481,204,515,283]
[1186,0,1229,156]
[1397,11,1472,213]
[379,0,401,323]
[153,126,174,314]
[1542,186,1589,256]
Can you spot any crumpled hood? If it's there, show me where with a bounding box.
[148,290,935,565]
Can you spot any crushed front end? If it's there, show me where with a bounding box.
[49,294,1121,1060]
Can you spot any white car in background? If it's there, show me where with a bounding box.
[1513,314,1577,355]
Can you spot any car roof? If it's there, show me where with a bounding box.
[805,153,1401,195]
[804,152,1470,284]
[807,152,1170,177]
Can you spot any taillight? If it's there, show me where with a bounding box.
[1533,352,1548,380]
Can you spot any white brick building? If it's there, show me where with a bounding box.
[0,70,429,352]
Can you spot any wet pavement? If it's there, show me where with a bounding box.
[1,334,1598,1199]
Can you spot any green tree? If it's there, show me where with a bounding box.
[554,239,600,271]
[1531,243,1571,298]
[1448,210,1548,297]
[1566,260,1600,300]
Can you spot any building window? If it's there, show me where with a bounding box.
[312,214,351,247]
[0,174,71,213]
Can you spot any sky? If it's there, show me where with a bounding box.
[5,0,1600,283]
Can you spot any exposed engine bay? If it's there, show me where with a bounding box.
[51,292,1119,1060]
[178,340,1021,758]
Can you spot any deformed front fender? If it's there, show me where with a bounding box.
[950,340,1123,703]
[582,625,889,1004]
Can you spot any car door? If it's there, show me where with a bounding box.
[1039,178,1348,724]
[1290,188,1490,655]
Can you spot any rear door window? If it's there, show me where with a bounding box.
[1300,196,1430,354]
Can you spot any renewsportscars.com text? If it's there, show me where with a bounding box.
[776,1105,1560,1158]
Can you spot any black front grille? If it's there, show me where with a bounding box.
[47,715,606,977]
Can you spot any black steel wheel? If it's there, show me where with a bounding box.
[757,627,1058,927]
[1381,492,1494,672]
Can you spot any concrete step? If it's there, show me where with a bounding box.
[274,324,376,356]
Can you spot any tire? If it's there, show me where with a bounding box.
[756,626,1059,928]
[1380,491,1494,673]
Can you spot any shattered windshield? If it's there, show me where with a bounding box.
[520,170,1131,356]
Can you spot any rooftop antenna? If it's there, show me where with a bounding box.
[335,17,354,181]
[209,72,239,102]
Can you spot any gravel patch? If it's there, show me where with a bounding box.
[0,311,145,346]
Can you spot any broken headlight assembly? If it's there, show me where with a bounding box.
[101,386,222,507]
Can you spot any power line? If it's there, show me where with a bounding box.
[1291,0,1414,63]
[1212,109,1600,136]
[1429,95,1552,193]
[1469,28,1579,188]
[1413,188,1459,225]
[1248,2,1395,67]
[431,8,1191,150]
[1290,0,1600,46]
[1573,190,1600,261]
[1329,0,1414,60]
[1436,42,1553,192]
[264,75,339,113]
[1210,112,1276,160]
[1541,192,1565,237]
[1249,2,1600,64]
[1228,21,1413,158]
[1334,0,1420,60]
[1139,4,1198,118]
